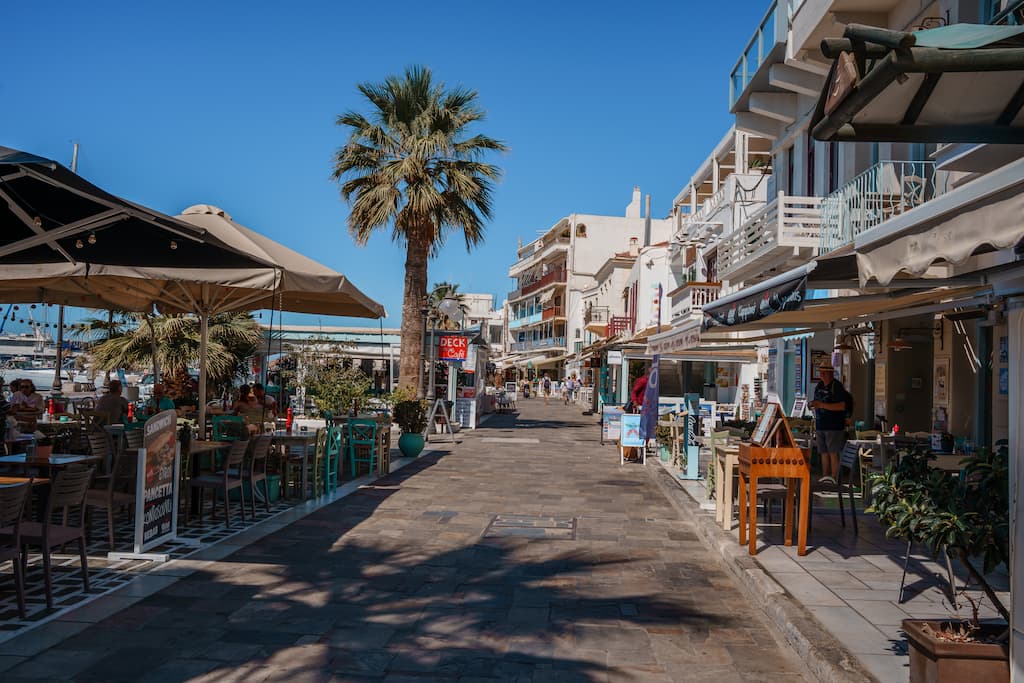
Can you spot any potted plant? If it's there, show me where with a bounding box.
[869,446,1010,682]
[392,390,428,458]
[33,431,53,459]
[655,423,673,462]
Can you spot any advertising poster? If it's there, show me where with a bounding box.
[934,357,949,405]
[1000,368,1009,396]
[620,414,644,447]
[136,409,180,553]
[438,335,468,362]
[601,405,624,443]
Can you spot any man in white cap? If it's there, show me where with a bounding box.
[808,362,850,482]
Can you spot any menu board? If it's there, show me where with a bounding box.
[135,410,180,553]
[750,402,779,445]
[454,397,476,428]
[601,405,624,443]
[620,414,644,447]
[790,398,807,418]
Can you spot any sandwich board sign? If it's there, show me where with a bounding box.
[108,410,182,562]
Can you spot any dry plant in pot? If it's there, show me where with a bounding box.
[868,445,1009,682]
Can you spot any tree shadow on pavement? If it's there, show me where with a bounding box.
[32,450,737,682]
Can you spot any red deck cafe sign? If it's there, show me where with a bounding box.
[438,335,469,361]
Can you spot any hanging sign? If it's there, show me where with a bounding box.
[702,276,807,330]
[438,335,469,362]
[607,350,623,365]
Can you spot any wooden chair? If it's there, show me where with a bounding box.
[324,424,343,493]
[0,480,32,618]
[347,419,378,478]
[20,467,95,609]
[245,435,272,515]
[187,439,248,527]
[306,428,327,496]
[85,449,138,549]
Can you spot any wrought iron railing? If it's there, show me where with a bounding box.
[584,306,609,326]
[819,161,947,253]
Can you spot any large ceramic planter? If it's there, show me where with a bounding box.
[659,445,670,462]
[903,619,1009,683]
[398,432,425,458]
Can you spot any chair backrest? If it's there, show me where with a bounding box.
[250,435,272,474]
[46,466,95,522]
[326,424,344,458]
[314,428,328,458]
[87,430,114,460]
[213,415,248,441]
[0,480,31,534]
[347,419,377,445]
[110,449,139,493]
[74,397,96,413]
[838,442,859,482]
[224,439,249,469]
[125,428,145,450]
[81,410,109,427]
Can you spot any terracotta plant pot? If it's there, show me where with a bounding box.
[903,619,1009,683]
[398,432,425,458]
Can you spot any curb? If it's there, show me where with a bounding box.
[646,462,877,683]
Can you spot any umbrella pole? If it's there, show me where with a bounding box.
[198,310,209,437]
[52,305,65,394]
[148,315,159,384]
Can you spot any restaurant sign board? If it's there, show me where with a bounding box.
[702,276,807,330]
[131,410,180,557]
[438,335,469,362]
[601,405,624,444]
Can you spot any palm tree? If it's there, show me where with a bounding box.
[427,281,468,331]
[87,313,261,398]
[333,65,506,393]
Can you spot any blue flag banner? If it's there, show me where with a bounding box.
[640,358,660,441]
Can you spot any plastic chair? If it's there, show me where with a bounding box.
[85,448,138,549]
[125,427,144,451]
[20,466,95,609]
[245,435,273,515]
[324,424,343,492]
[187,439,248,527]
[212,415,247,442]
[0,480,31,618]
[347,419,378,478]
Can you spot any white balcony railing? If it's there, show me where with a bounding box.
[717,192,822,282]
[670,282,722,321]
[819,161,948,254]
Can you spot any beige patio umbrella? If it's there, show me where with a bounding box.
[171,205,385,429]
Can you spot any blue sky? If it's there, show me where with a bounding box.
[3,1,769,333]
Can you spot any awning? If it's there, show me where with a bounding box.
[701,284,992,336]
[810,23,1024,144]
[855,156,1024,285]
[647,320,703,354]
[702,263,815,330]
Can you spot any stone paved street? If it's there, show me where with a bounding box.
[1,400,808,682]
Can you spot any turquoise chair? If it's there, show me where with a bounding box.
[346,419,378,478]
[212,415,247,441]
[324,424,343,492]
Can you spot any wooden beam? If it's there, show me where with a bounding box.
[901,73,942,125]
[827,123,1024,144]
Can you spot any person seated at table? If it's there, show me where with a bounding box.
[11,380,44,421]
[96,380,130,425]
[7,378,21,400]
[145,383,176,415]
[231,384,258,415]
[252,383,277,419]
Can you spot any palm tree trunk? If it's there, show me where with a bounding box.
[399,233,429,392]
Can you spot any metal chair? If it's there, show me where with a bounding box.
[809,441,860,534]
[20,467,95,610]
[0,480,32,618]
[85,449,138,549]
[187,439,248,527]
[347,419,378,478]
[124,427,144,451]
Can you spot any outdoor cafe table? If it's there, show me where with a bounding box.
[0,476,50,488]
[714,443,741,531]
[271,431,318,498]
[0,453,103,472]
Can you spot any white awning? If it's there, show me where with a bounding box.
[855,157,1024,285]
[646,320,702,354]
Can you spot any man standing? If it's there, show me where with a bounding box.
[96,379,130,425]
[808,363,850,482]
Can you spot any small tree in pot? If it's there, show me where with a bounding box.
[869,445,1009,682]
[391,389,428,458]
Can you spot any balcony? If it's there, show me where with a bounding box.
[819,161,948,254]
[717,192,822,284]
[676,173,771,244]
[728,1,788,110]
[510,337,567,353]
[509,268,567,302]
[607,315,634,338]
[542,305,564,321]
[584,306,609,334]
[508,311,542,330]
[669,282,722,322]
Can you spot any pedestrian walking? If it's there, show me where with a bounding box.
[541,373,552,405]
